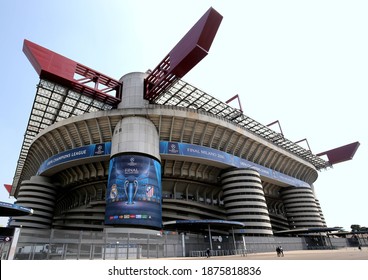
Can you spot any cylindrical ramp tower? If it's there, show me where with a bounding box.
[9,176,57,229]
[315,199,327,227]
[221,168,273,236]
[118,72,148,109]
[105,115,162,229]
[280,186,324,229]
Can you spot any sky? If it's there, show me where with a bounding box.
[0,0,366,231]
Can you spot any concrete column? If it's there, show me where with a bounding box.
[110,116,160,160]
[9,176,57,229]
[181,232,186,257]
[105,116,162,229]
[280,186,324,229]
[221,168,273,236]
[118,72,149,109]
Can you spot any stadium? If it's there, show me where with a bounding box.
[1,8,361,259]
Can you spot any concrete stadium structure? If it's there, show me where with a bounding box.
[4,8,360,259]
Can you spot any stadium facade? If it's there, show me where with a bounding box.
[3,8,360,259]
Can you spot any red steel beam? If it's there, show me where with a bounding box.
[316,141,360,165]
[267,120,284,136]
[225,94,243,112]
[23,40,122,106]
[3,184,12,195]
[145,7,223,102]
[295,138,312,151]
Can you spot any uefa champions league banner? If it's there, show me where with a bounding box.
[37,143,111,175]
[38,141,309,191]
[160,141,309,188]
[105,154,162,229]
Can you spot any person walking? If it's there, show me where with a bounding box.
[276,246,280,257]
[279,246,284,257]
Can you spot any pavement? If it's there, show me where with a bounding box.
[176,247,368,260]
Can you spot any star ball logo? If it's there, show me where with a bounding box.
[168,142,179,154]
[94,143,105,155]
[125,157,139,175]
[128,157,137,166]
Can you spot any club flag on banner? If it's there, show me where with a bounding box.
[146,186,154,198]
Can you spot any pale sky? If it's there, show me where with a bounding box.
[0,0,367,230]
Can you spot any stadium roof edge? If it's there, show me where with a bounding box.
[154,79,333,170]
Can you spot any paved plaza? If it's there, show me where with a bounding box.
[178,248,368,260]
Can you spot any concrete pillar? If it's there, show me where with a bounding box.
[280,186,324,229]
[118,72,149,109]
[105,115,162,229]
[221,168,273,236]
[9,176,57,229]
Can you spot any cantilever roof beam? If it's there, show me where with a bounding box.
[225,94,243,112]
[316,141,360,165]
[23,40,122,106]
[267,120,284,137]
[145,7,223,102]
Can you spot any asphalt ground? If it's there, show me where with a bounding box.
[176,247,368,260]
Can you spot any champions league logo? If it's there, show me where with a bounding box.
[125,157,138,174]
[94,143,105,155]
[128,157,137,166]
[168,142,179,154]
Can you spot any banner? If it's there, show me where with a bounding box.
[37,143,111,175]
[38,141,309,189]
[105,155,162,229]
[160,141,310,188]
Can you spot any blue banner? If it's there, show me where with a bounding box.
[37,143,111,175]
[0,201,33,215]
[160,141,310,188]
[38,141,309,188]
[161,141,235,164]
[105,154,162,229]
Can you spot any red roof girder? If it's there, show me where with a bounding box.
[317,141,360,165]
[3,184,11,194]
[145,7,223,102]
[23,40,122,106]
